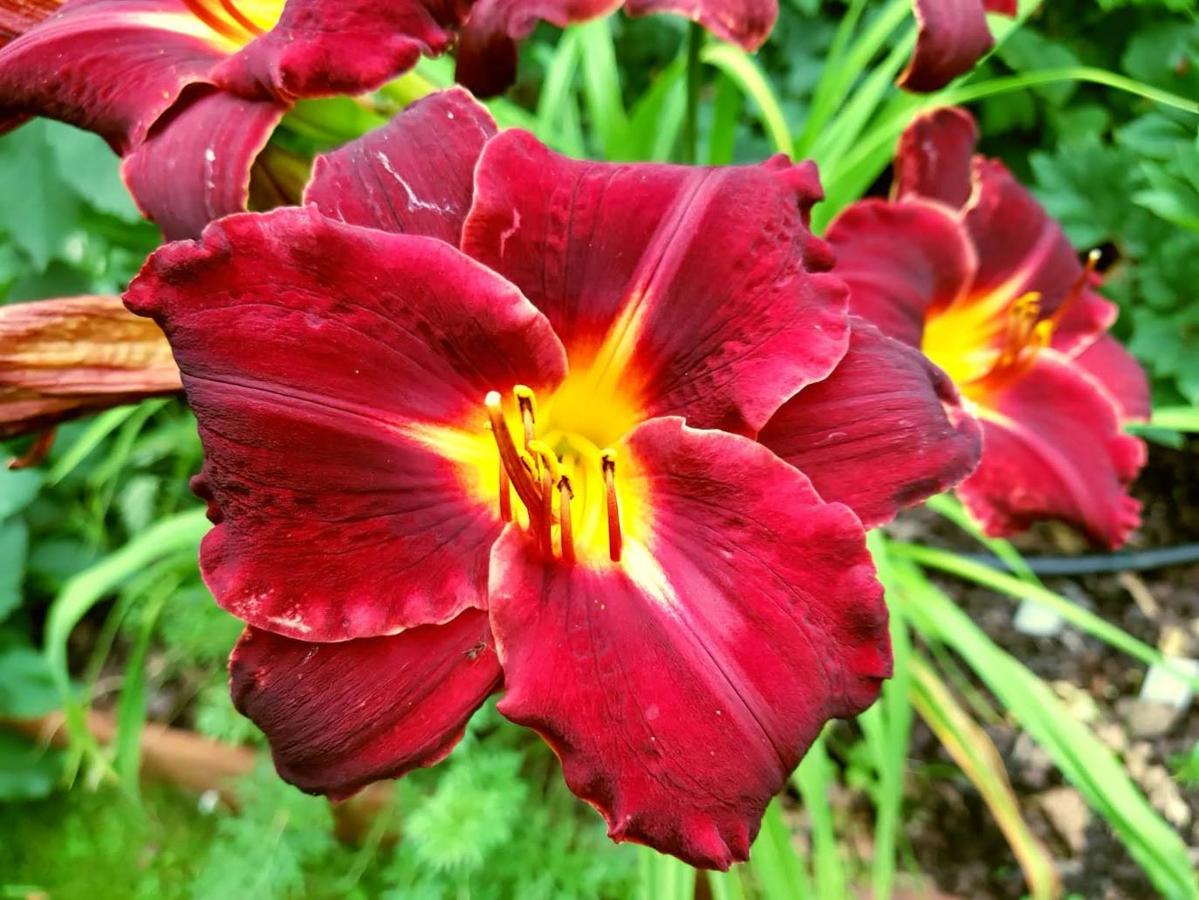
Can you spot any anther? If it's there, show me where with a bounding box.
[557,475,576,564]
[601,449,622,563]
[514,384,537,447]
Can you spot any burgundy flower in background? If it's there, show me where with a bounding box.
[827,105,1149,548]
[900,0,1016,93]
[0,0,467,239]
[455,0,776,96]
[124,89,978,867]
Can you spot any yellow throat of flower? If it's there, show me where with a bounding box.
[180,0,283,48]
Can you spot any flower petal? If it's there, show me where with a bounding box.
[462,131,848,435]
[622,0,775,51]
[212,0,459,101]
[962,159,1091,317]
[0,295,180,438]
[489,417,889,869]
[456,0,620,97]
[122,86,284,240]
[898,0,993,93]
[957,351,1146,548]
[759,320,981,528]
[304,87,496,242]
[826,197,975,347]
[0,0,228,153]
[0,0,59,42]
[125,206,567,640]
[231,609,501,800]
[1072,334,1150,422]
[893,105,978,208]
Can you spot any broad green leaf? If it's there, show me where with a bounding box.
[0,645,58,718]
[45,121,141,223]
[0,517,29,621]
[0,467,41,518]
[0,732,63,800]
[0,121,83,271]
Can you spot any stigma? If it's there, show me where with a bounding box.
[485,387,624,565]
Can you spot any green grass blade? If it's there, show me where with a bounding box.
[707,73,742,165]
[576,19,629,158]
[893,554,1199,899]
[747,798,811,898]
[910,655,1060,900]
[700,43,792,155]
[792,733,845,900]
[114,577,173,794]
[707,867,749,900]
[535,31,586,155]
[637,848,696,900]
[1135,406,1199,433]
[626,56,688,162]
[925,494,1041,585]
[890,541,1199,692]
[47,406,140,486]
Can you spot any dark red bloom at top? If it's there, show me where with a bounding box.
[899,0,1015,93]
[455,0,776,96]
[126,90,979,868]
[0,0,466,238]
[827,106,1149,548]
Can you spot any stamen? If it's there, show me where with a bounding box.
[485,420,512,522]
[557,475,576,564]
[514,384,537,448]
[601,449,622,563]
[485,391,543,520]
[1050,248,1101,327]
[181,0,245,39]
[217,0,265,34]
[529,441,559,559]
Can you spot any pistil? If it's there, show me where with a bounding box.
[485,391,543,520]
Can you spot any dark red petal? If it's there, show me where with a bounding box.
[122,86,284,240]
[0,295,180,438]
[623,0,776,51]
[304,87,496,242]
[0,0,60,42]
[983,0,1015,14]
[893,105,978,208]
[456,0,619,96]
[125,207,567,640]
[825,198,975,348]
[489,418,889,869]
[1071,335,1151,422]
[898,0,994,93]
[231,610,501,800]
[957,352,1146,549]
[0,0,226,153]
[213,0,462,102]
[962,159,1093,322]
[463,131,848,435]
[759,320,981,528]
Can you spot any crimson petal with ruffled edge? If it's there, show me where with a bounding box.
[232,609,501,800]
[957,351,1145,548]
[125,206,567,641]
[489,418,889,869]
[463,131,848,435]
[623,0,774,50]
[212,0,463,102]
[898,0,1014,93]
[122,86,284,240]
[1072,335,1151,422]
[759,320,981,528]
[304,88,496,243]
[825,198,976,348]
[893,105,978,208]
[0,0,226,152]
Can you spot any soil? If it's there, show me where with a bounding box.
[893,437,1199,898]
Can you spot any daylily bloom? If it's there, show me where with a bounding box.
[455,0,775,96]
[0,0,465,238]
[827,105,1149,548]
[126,90,979,868]
[0,295,180,440]
[900,0,1016,93]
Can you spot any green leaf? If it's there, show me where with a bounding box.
[1116,113,1197,161]
[0,645,59,718]
[0,467,41,519]
[0,517,29,621]
[0,121,83,271]
[996,28,1082,106]
[0,731,63,800]
[1030,136,1142,247]
[45,121,141,223]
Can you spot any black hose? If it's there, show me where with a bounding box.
[963,543,1199,576]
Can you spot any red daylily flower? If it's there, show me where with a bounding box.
[900,0,1015,93]
[827,105,1149,549]
[125,89,979,868]
[455,0,775,96]
[0,0,466,239]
